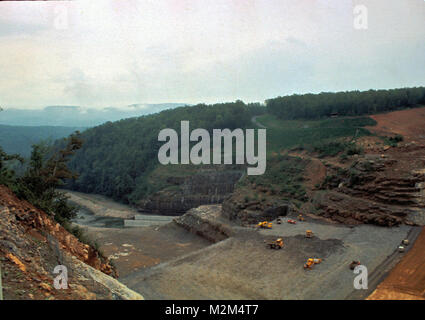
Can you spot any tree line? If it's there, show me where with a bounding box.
[266,87,425,119]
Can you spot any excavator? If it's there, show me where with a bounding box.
[298,214,305,222]
[266,238,284,249]
[304,258,322,269]
[257,221,272,229]
[305,230,313,238]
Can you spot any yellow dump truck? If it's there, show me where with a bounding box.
[257,221,272,229]
[266,238,284,249]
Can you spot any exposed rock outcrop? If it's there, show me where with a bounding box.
[0,185,142,300]
[313,145,425,226]
[173,205,233,243]
[222,195,290,225]
[138,168,243,215]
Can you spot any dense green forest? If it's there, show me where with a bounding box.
[266,87,425,119]
[64,101,261,203]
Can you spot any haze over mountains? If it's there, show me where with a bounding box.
[0,103,187,127]
[0,103,187,157]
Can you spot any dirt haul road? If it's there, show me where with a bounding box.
[366,227,425,300]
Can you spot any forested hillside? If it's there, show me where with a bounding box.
[65,101,261,203]
[266,87,425,119]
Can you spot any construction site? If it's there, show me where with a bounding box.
[66,107,425,300]
[1,107,425,300]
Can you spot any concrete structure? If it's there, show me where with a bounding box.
[124,214,174,227]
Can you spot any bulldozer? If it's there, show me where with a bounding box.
[305,230,313,238]
[266,238,284,249]
[257,221,272,229]
[304,258,322,269]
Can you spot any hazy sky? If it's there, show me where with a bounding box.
[0,0,424,109]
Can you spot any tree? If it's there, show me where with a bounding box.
[0,146,24,187]
[16,132,83,221]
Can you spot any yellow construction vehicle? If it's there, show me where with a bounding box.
[257,221,272,229]
[305,230,313,238]
[298,214,305,221]
[304,258,322,269]
[266,238,284,249]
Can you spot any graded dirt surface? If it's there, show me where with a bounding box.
[121,211,412,300]
[80,223,210,278]
[367,226,425,300]
[367,106,425,142]
[67,190,211,278]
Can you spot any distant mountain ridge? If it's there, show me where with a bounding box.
[0,103,188,127]
[0,125,84,157]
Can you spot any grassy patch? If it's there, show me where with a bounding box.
[256,114,375,154]
[243,154,308,201]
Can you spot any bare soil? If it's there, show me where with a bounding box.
[367,106,425,142]
[81,223,210,278]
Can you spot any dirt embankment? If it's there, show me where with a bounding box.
[0,185,141,300]
[174,205,234,243]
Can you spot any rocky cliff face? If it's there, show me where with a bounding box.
[138,168,243,215]
[0,185,142,300]
[307,141,425,226]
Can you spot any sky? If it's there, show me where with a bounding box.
[0,0,424,110]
